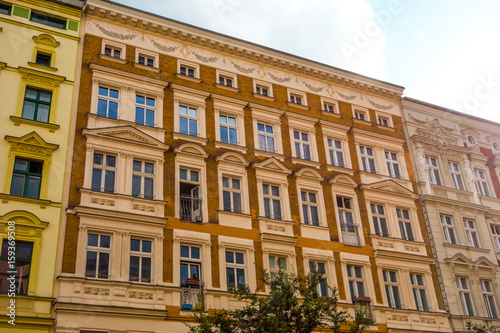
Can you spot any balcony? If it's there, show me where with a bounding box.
[180,195,202,222]
[353,296,375,325]
[181,278,204,311]
[341,223,361,246]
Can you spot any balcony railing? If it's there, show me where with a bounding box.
[181,279,204,311]
[180,195,202,222]
[341,223,361,247]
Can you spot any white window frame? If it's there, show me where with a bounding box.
[297,181,326,227]
[132,159,155,200]
[218,236,255,291]
[309,260,329,297]
[177,60,200,78]
[172,85,209,144]
[370,203,389,237]
[491,224,500,253]
[426,156,442,186]
[352,105,370,122]
[91,152,116,193]
[253,79,273,98]
[255,162,292,222]
[129,237,153,283]
[251,105,284,159]
[287,88,307,106]
[464,219,480,248]
[225,248,246,288]
[475,169,491,197]
[287,114,319,166]
[217,152,250,219]
[321,122,352,172]
[327,138,346,168]
[135,48,159,68]
[385,151,401,178]
[173,230,211,288]
[448,161,465,190]
[440,214,457,244]
[360,145,376,173]
[85,232,111,280]
[216,70,237,88]
[321,97,339,114]
[213,97,246,151]
[410,272,430,311]
[134,93,157,127]
[302,248,336,297]
[383,269,402,309]
[262,183,283,220]
[101,40,126,60]
[481,279,499,319]
[457,276,475,316]
[221,175,243,214]
[376,112,393,127]
[397,207,415,241]
[96,85,120,119]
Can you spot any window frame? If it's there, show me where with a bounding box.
[426,156,442,186]
[457,276,475,316]
[300,189,320,226]
[85,232,111,280]
[30,11,67,29]
[177,60,200,79]
[491,224,500,253]
[448,161,465,190]
[370,203,389,237]
[132,160,155,200]
[129,237,153,283]
[172,85,209,144]
[346,264,366,301]
[352,106,370,122]
[385,150,402,179]
[481,279,499,319]
[213,97,247,150]
[21,87,52,123]
[225,249,246,289]
[251,105,285,159]
[221,175,243,214]
[360,145,377,174]
[397,207,415,241]
[463,219,480,248]
[410,272,429,311]
[253,79,274,98]
[383,269,402,309]
[101,40,126,61]
[440,214,457,244]
[135,48,159,68]
[96,85,120,119]
[375,112,393,128]
[91,152,116,194]
[474,169,491,197]
[10,157,43,199]
[309,260,329,297]
[321,97,339,114]
[0,239,34,295]
[216,70,237,88]
[287,88,307,107]
[135,94,156,127]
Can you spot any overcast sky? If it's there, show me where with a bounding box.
[113,0,500,123]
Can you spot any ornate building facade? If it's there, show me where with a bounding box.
[0,0,82,331]
[402,97,500,332]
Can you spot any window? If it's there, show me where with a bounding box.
[449,162,464,190]
[491,225,500,253]
[180,65,195,77]
[378,116,390,126]
[294,131,311,160]
[226,250,245,288]
[301,191,319,226]
[0,240,33,295]
[269,255,287,280]
[338,196,354,225]
[97,86,119,119]
[397,208,414,241]
[481,280,498,319]
[138,55,154,67]
[263,184,282,220]
[85,233,111,279]
[385,151,401,178]
[179,105,198,136]
[383,270,401,309]
[129,238,152,283]
[353,107,368,121]
[426,156,441,185]
[475,169,490,196]
[180,245,201,283]
[328,139,345,167]
[10,158,43,198]
[132,160,154,199]
[135,95,155,127]
[0,3,11,15]
[410,273,429,311]
[337,196,360,246]
[371,204,388,237]
[323,101,337,113]
[347,265,365,299]
[457,277,474,316]
[35,52,51,67]
[219,115,238,145]
[219,75,233,87]
[179,168,202,222]
[22,87,52,123]
[290,93,302,105]
[441,215,457,244]
[91,153,116,193]
[464,219,480,248]
[104,45,122,59]
[309,261,328,297]
[257,123,275,152]
[30,12,66,29]
[360,146,376,173]
[256,85,269,96]
[222,177,242,213]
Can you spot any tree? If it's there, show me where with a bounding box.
[186,267,372,333]
[466,320,498,333]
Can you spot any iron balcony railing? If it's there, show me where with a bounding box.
[341,223,361,247]
[181,279,204,311]
[180,195,202,222]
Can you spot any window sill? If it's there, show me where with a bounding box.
[10,116,60,132]
[442,243,491,253]
[28,62,58,72]
[98,53,128,64]
[217,210,252,217]
[132,62,161,72]
[253,149,285,161]
[352,118,373,126]
[321,110,342,118]
[173,132,208,145]
[326,164,355,175]
[0,193,58,208]
[252,92,276,102]
[290,157,321,169]
[215,83,240,93]
[214,141,248,153]
[286,101,310,110]
[376,124,396,132]
[175,73,202,83]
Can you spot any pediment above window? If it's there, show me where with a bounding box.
[174,142,208,158]
[329,174,358,187]
[294,167,323,181]
[252,157,292,175]
[408,114,459,145]
[216,151,249,166]
[5,131,59,157]
[82,126,170,150]
[360,179,418,199]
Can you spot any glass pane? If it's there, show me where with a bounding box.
[132,175,141,197]
[229,128,237,144]
[226,251,234,263]
[191,247,200,259]
[129,256,139,281]
[311,206,319,223]
[179,105,187,115]
[142,240,152,253]
[85,251,97,277]
[271,186,279,196]
[273,200,281,220]
[188,107,197,117]
[220,126,228,142]
[354,266,362,278]
[264,198,271,218]
[189,119,197,136]
[22,101,36,119]
[146,110,155,127]
[309,192,316,203]
[130,239,140,252]
[108,101,118,119]
[180,263,188,282]
[237,268,245,285]
[294,131,300,140]
[180,245,189,258]
[145,163,154,174]
[226,267,235,285]
[236,252,244,264]
[88,234,98,247]
[142,257,151,282]
[39,91,52,102]
[109,89,119,99]
[104,171,115,193]
[10,174,25,196]
[266,125,273,134]
[267,137,275,152]
[98,87,108,96]
[301,132,309,141]
[98,252,109,278]
[262,184,269,195]
[146,97,155,107]
[228,117,236,126]
[25,88,38,99]
[223,191,231,211]
[136,95,145,104]
[190,264,199,279]
[14,159,28,171]
[26,176,41,198]
[100,235,110,248]
[269,256,276,269]
[34,103,49,122]
[136,107,144,124]
[257,123,264,132]
[190,171,199,182]
[18,242,33,260]
[233,192,242,213]
[232,179,240,190]
[180,169,187,180]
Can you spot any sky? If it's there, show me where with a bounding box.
[113,0,500,123]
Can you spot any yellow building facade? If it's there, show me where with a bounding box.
[0,0,81,331]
